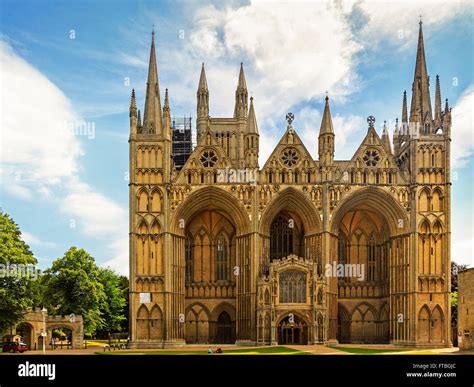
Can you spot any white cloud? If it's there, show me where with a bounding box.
[451,86,474,168]
[0,40,129,275]
[0,40,82,190]
[353,0,468,49]
[21,231,58,249]
[185,1,361,119]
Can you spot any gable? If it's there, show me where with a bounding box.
[261,127,317,173]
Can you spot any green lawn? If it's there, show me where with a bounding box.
[96,346,305,355]
[333,346,413,354]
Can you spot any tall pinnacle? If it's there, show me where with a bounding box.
[143,30,162,134]
[246,96,258,134]
[197,63,209,120]
[402,90,408,124]
[129,88,137,117]
[163,88,170,117]
[234,63,248,118]
[319,95,334,135]
[435,75,442,118]
[381,120,392,154]
[198,63,208,90]
[410,20,432,124]
[238,62,247,89]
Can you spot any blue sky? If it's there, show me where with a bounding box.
[0,0,473,274]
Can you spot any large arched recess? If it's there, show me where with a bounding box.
[260,187,322,235]
[330,187,409,344]
[171,186,253,343]
[330,187,408,236]
[172,186,251,236]
[258,187,322,279]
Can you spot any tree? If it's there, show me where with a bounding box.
[451,261,467,327]
[0,210,38,333]
[41,247,106,336]
[96,267,127,336]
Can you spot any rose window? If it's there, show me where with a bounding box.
[200,150,218,167]
[281,148,299,167]
[363,150,380,167]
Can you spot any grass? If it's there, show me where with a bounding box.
[333,346,413,354]
[96,346,305,355]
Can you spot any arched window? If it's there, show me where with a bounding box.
[338,231,347,265]
[270,216,293,261]
[185,233,193,284]
[368,235,376,282]
[216,234,228,281]
[279,270,306,303]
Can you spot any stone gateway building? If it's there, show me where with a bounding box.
[128,22,451,348]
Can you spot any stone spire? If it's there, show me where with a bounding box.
[435,74,442,119]
[197,63,209,119]
[402,90,408,124]
[318,95,335,166]
[319,95,334,134]
[137,109,142,132]
[381,120,392,154]
[234,63,248,118]
[129,88,137,134]
[130,88,137,116]
[163,88,171,140]
[143,30,162,134]
[409,20,432,125]
[246,96,258,134]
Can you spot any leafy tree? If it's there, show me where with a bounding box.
[0,210,38,333]
[451,261,467,327]
[41,247,106,336]
[96,267,127,335]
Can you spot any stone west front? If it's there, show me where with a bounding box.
[128,23,452,348]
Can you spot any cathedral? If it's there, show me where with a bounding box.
[128,21,452,348]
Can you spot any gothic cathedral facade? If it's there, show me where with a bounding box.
[128,22,451,348]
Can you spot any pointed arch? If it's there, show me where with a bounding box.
[150,188,163,213]
[150,218,161,234]
[330,187,409,236]
[431,305,444,342]
[137,219,148,235]
[260,187,322,235]
[137,188,149,212]
[172,186,250,236]
[136,305,149,341]
[418,186,430,212]
[417,305,431,343]
[338,303,351,343]
[149,305,163,341]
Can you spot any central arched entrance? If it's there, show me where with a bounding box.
[278,315,308,345]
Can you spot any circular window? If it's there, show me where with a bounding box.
[200,149,218,167]
[363,150,380,167]
[281,148,299,167]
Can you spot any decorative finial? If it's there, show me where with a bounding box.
[367,115,375,128]
[419,14,422,24]
[286,112,294,125]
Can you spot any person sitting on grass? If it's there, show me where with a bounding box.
[216,348,223,353]
[207,347,212,354]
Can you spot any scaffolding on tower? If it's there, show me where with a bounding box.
[171,116,194,170]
